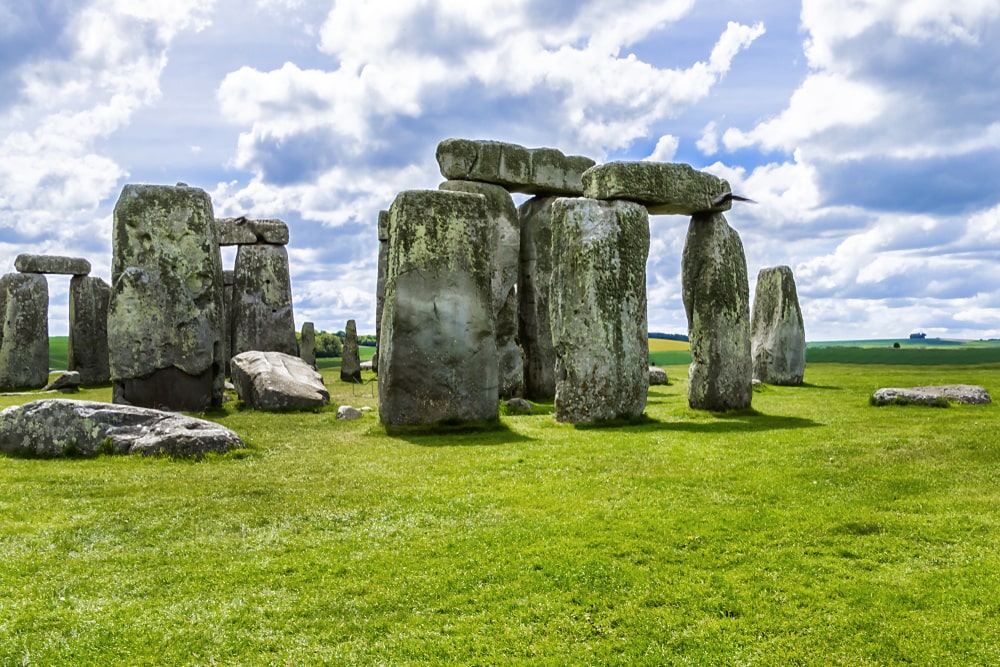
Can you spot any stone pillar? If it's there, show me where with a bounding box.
[300,321,316,368]
[682,212,752,411]
[549,198,650,423]
[751,265,806,385]
[518,196,558,400]
[108,183,226,411]
[68,275,111,385]
[222,269,234,377]
[373,209,389,374]
[0,273,49,389]
[379,189,498,427]
[231,244,297,358]
[340,320,362,382]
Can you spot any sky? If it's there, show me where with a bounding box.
[2,0,999,341]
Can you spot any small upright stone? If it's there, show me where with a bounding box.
[582,161,733,215]
[68,275,111,385]
[518,196,558,400]
[231,244,297,358]
[300,321,316,368]
[15,254,91,276]
[751,266,806,385]
[0,273,49,390]
[340,319,362,383]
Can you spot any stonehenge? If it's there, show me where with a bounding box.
[751,266,806,385]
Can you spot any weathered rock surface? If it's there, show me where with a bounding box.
[231,244,297,358]
[68,275,111,385]
[872,385,992,406]
[336,405,364,421]
[436,138,595,196]
[549,198,650,423]
[230,351,329,410]
[518,196,558,400]
[439,179,522,398]
[15,254,91,276]
[0,399,245,457]
[374,209,390,373]
[682,212,752,411]
[222,270,234,377]
[44,371,81,392]
[108,184,226,412]
[379,189,498,426]
[582,161,733,215]
[300,321,316,368]
[751,266,806,385]
[649,367,669,386]
[340,319,362,383]
[503,397,533,414]
[216,217,289,245]
[0,272,49,390]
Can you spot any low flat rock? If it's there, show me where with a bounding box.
[230,350,329,410]
[582,161,733,215]
[216,217,289,245]
[436,138,595,196]
[649,367,669,385]
[0,399,245,457]
[43,371,81,392]
[872,385,992,406]
[15,254,91,275]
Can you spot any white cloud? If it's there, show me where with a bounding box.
[644,135,679,162]
[696,121,718,156]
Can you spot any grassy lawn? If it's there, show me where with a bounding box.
[2,361,999,664]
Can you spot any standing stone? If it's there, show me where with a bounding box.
[379,189,498,427]
[222,269,234,377]
[751,266,806,385]
[373,209,389,373]
[108,183,226,412]
[231,244,297,358]
[341,319,362,382]
[300,321,316,368]
[68,275,111,385]
[0,273,49,390]
[549,198,650,423]
[682,212,752,411]
[518,196,558,400]
[440,180,522,398]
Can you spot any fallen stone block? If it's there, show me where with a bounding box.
[872,385,992,406]
[231,350,329,411]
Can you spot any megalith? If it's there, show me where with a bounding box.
[230,244,297,358]
[222,269,234,377]
[373,209,389,374]
[518,196,558,400]
[0,272,49,390]
[549,198,650,423]
[107,183,226,412]
[379,189,498,427]
[300,321,316,368]
[68,275,111,385]
[15,254,91,276]
[582,161,734,215]
[751,266,806,385]
[440,179,522,398]
[340,319,362,383]
[682,212,752,411]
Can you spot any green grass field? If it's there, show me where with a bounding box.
[2,357,999,664]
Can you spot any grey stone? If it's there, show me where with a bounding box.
[336,405,364,421]
[43,371,81,392]
[374,209,390,373]
[582,161,733,215]
[230,350,329,410]
[440,180,522,398]
[436,138,595,196]
[300,321,316,368]
[379,189,498,426]
[518,196,558,400]
[503,397,533,414]
[872,385,992,406]
[360,360,373,371]
[682,212,752,411]
[0,272,49,390]
[216,217,289,245]
[341,319,362,382]
[15,254,91,275]
[649,367,669,385]
[751,266,806,385]
[68,275,111,385]
[0,399,245,457]
[108,184,226,412]
[549,198,650,423]
[231,244,297,358]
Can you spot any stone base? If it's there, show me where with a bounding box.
[114,366,219,412]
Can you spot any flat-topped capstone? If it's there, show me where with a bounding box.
[582,161,733,215]
[15,254,91,276]
[216,217,289,245]
[436,138,595,196]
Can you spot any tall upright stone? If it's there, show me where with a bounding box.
[340,319,362,383]
[68,275,111,385]
[222,269,235,377]
[231,244,297,358]
[440,179,522,398]
[682,212,752,411]
[751,266,806,385]
[0,273,49,390]
[108,183,226,411]
[379,189,498,427]
[300,321,316,368]
[518,196,558,400]
[373,209,389,373]
[549,198,650,423]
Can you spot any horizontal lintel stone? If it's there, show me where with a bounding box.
[582,161,733,216]
[216,217,289,245]
[15,254,91,276]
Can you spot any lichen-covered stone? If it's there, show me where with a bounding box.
[373,209,390,373]
[436,138,595,196]
[582,161,733,215]
[440,180,522,398]
[68,275,111,385]
[300,321,316,368]
[0,272,49,390]
[872,384,992,406]
[751,266,806,385]
[340,319,362,383]
[43,371,81,392]
[649,367,669,385]
[230,350,329,410]
[15,254,91,275]
[108,183,226,412]
[379,189,498,426]
[216,217,289,245]
[0,399,245,457]
[549,198,650,423]
[518,196,558,400]
[231,244,297,358]
[682,212,752,411]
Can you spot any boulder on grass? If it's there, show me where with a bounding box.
[872,385,992,406]
[44,371,81,393]
[230,351,329,411]
[649,367,669,386]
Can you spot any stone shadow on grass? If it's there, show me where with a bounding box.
[384,421,532,447]
[572,409,819,434]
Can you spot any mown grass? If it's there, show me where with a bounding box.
[2,362,999,664]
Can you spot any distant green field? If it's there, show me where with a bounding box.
[49,336,68,370]
[807,338,1000,365]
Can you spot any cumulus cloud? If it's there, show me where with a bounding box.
[645,135,680,162]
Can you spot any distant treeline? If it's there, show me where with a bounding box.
[649,332,689,342]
